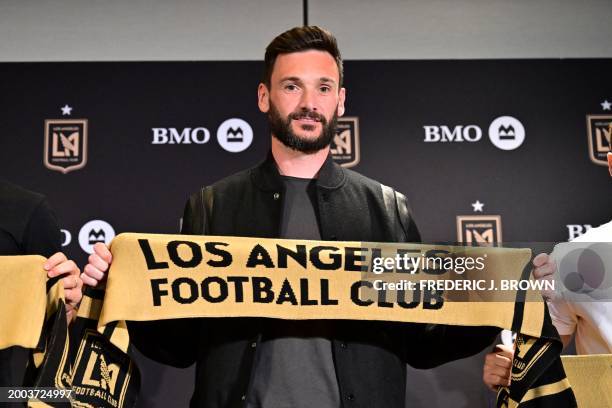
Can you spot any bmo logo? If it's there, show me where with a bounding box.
[151,118,253,153]
[423,116,525,151]
[423,125,482,143]
[151,127,210,144]
[567,224,592,241]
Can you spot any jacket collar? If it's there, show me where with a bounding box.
[251,150,346,192]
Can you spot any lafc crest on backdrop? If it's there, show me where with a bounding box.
[331,116,360,168]
[586,114,612,166]
[44,118,88,174]
[456,215,503,245]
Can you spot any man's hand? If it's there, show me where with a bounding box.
[532,253,557,301]
[483,344,513,391]
[81,242,112,287]
[44,252,82,323]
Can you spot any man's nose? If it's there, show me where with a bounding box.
[299,88,318,112]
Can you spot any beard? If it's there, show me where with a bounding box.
[268,102,338,154]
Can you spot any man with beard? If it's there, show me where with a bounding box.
[83,26,497,408]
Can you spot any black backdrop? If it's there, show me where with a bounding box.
[1,59,611,407]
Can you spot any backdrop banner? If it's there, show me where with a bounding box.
[2,59,609,407]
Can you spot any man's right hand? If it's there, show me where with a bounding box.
[483,344,513,391]
[81,242,112,287]
[532,252,558,301]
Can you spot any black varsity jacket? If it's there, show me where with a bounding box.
[129,152,498,408]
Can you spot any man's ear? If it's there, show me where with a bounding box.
[258,83,270,113]
[337,87,346,117]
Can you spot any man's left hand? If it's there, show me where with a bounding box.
[44,252,82,323]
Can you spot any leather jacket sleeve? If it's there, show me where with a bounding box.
[393,191,499,369]
[393,190,421,243]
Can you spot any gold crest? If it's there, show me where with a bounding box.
[44,119,88,173]
[331,117,360,168]
[586,115,612,166]
[456,215,503,245]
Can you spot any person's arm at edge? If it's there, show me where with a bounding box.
[24,197,82,323]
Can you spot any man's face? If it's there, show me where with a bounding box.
[267,99,338,154]
[258,50,346,153]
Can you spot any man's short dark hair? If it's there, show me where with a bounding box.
[263,26,343,88]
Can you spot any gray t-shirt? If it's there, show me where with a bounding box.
[247,176,340,408]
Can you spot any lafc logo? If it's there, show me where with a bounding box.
[72,331,132,408]
[512,336,539,378]
[82,349,120,393]
[331,117,360,168]
[456,215,502,245]
[586,115,612,166]
[44,119,88,173]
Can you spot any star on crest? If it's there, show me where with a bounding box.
[471,200,484,212]
[61,104,73,116]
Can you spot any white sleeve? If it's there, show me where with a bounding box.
[547,298,577,336]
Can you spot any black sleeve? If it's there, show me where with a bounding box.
[127,318,199,368]
[394,190,421,243]
[395,191,499,368]
[127,195,203,368]
[405,324,499,369]
[22,198,61,257]
[180,191,204,235]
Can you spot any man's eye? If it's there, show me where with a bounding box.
[285,84,299,91]
[320,86,331,93]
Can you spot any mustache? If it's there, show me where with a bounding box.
[289,110,326,122]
